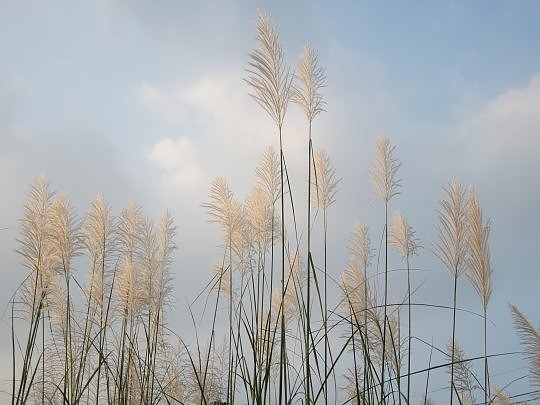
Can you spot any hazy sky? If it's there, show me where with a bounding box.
[1,1,539,403]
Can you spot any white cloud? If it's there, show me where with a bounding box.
[140,71,309,198]
[462,74,540,175]
[145,136,203,191]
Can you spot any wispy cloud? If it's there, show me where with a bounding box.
[145,136,203,191]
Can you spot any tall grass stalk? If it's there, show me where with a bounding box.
[465,189,492,404]
[245,10,292,404]
[389,211,421,404]
[292,42,326,405]
[368,134,401,402]
[433,180,468,405]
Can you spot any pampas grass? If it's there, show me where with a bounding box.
[8,10,539,405]
[368,134,401,402]
[433,179,468,405]
[509,304,540,391]
[389,212,421,403]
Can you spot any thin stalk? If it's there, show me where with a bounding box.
[380,203,388,404]
[484,307,489,405]
[450,271,458,405]
[406,254,411,404]
[306,122,312,405]
[323,205,329,405]
[279,126,286,405]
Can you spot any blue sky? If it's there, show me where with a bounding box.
[1,1,539,402]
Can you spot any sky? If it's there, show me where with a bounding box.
[1,0,540,403]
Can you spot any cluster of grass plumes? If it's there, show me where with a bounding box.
[8,10,540,405]
[10,176,231,404]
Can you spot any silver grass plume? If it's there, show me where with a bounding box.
[433,180,469,277]
[292,44,326,123]
[138,214,159,311]
[491,387,511,405]
[255,146,281,205]
[340,258,379,347]
[246,185,279,251]
[348,223,374,268]
[368,134,401,203]
[384,311,404,376]
[84,194,116,310]
[42,270,66,329]
[16,176,56,321]
[16,175,54,277]
[116,258,141,321]
[155,210,176,312]
[203,177,244,246]
[389,210,420,403]
[340,257,368,321]
[118,202,143,262]
[116,202,144,319]
[311,149,340,209]
[465,189,492,310]
[49,194,82,277]
[389,211,421,259]
[509,304,540,390]
[245,10,292,129]
[445,339,476,399]
[434,180,469,405]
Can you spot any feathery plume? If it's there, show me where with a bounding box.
[292,44,326,122]
[491,387,511,405]
[465,189,492,310]
[49,193,82,277]
[116,257,141,320]
[368,135,401,203]
[245,10,291,129]
[246,185,279,250]
[341,257,368,319]
[348,223,373,268]
[445,339,476,399]
[311,149,340,209]
[203,177,244,244]
[509,304,540,390]
[42,270,66,329]
[433,180,468,277]
[84,194,115,309]
[255,146,281,205]
[389,211,421,259]
[16,175,54,276]
[118,201,143,260]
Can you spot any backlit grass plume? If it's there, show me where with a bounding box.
[445,339,476,402]
[433,179,468,405]
[245,11,292,403]
[465,188,493,404]
[389,211,420,403]
[245,10,291,130]
[311,149,339,210]
[368,134,401,204]
[292,44,326,123]
[368,134,401,400]
[509,304,540,391]
[465,189,492,310]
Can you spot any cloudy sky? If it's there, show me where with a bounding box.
[1,1,539,402]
